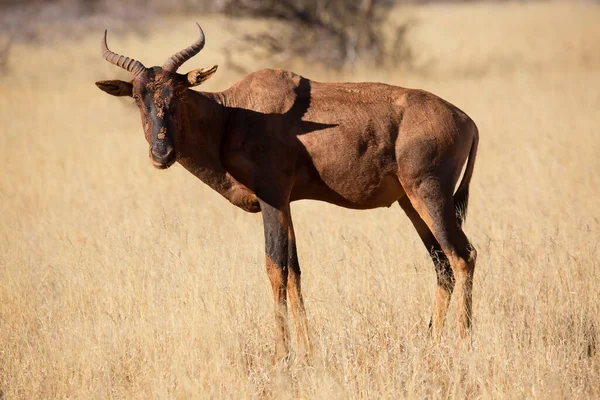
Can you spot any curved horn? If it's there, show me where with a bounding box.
[162,23,205,73]
[101,30,146,76]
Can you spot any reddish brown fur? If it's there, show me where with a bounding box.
[96,26,479,363]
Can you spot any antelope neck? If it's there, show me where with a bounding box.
[179,89,230,147]
[173,89,234,196]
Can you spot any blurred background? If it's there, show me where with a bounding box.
[1,0,599,398]
[0,0,410,72]
[1,0,597,74]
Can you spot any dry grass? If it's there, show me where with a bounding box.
[1,2,600,398]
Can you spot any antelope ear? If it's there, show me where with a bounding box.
[186,65,218,87]
[95,80,133,97]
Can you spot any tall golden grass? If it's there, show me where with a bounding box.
[1,2,599,398]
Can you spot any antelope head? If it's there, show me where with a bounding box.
[95,24,218,169]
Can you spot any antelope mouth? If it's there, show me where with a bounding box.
[150,150,176,170]
[151,157,176,169]
[152,160,175,169]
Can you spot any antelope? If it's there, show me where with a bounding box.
[96,24,479,363]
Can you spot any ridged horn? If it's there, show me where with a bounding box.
[101,30,146,76]
[162,23,205,73]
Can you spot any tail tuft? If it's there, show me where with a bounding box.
[454,187,469,228]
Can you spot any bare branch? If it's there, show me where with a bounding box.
[223,0,411,70]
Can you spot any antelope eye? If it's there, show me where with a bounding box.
[133,94,141,101]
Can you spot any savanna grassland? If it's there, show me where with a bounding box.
[1,2,599,398]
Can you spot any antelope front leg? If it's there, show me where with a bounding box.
[260,200,291,363]
[287,220,311,361]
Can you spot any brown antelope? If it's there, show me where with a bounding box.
[96,24,479,363]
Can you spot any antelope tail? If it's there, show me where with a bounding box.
[454,123,479,227]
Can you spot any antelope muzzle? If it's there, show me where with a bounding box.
[150,130,176,169]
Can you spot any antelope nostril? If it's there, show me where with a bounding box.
[151,146,174,163]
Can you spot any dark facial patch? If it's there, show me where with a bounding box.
[130,69,188,168]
